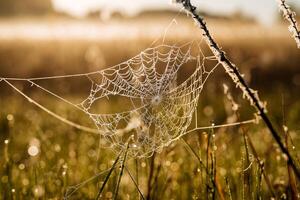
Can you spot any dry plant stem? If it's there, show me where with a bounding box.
[135,159,140,200]
[181,138,225,200]
[146,153,155,200]
[225,177,233,200]
[124,166,146,200]
[256,165,263,200]
[277,0,300,48]
[215,175,225,200]
[150,163,162,200]
[245,132,276,198]
[242,134,252,198]
[285,131,298,200]
[206,132,211,199]
[113,143,129,200]
[95,152,122,200]
[3,140,11,199]
[178,0,300,180]
[211,129,217,200]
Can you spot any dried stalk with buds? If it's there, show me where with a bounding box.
[277,0,300,48]
[174,0,300,179]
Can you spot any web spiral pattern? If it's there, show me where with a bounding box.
[77,44,217,157]
[0,42,219,158]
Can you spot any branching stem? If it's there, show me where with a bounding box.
[177,0,300,180]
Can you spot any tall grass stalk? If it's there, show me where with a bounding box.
[135,159,140,200]
[3,139,11,200]
[206,131,211,199]
[150,165,162,199]
[124,166,146,200]
[182,137,225,199]
[146,153,155,200]
[211,129,217,200]
[95,151,122,200]
[225,177,233,200]
[284,128,299,199]
[256,163,263,200]
[245,132,276,198]
[277,0,300,48]
[241,153,245,200]
[242,132,252,199]
[181,138,206,170]
[113,142,129,200]
[176,0,300,180]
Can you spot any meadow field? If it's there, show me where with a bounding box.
[0,15,300,199]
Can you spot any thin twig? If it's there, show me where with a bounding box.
[277,0,300,48]
[176,0,300,180]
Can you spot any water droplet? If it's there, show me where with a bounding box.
[6,114,14,121]
[28,145,39,157]
[54,144,61,152]
[282,153,288,161]
[18,163,25,170]
[22,178,29,186]
[32,185,45,198]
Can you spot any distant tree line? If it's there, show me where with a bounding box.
[0,0,53,16]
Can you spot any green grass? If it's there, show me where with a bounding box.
[1,85,300,199]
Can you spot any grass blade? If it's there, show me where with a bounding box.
[125,166,146,200]
[95,151,122,200]
[181,138,207,173]
[146,153,156,200]
[245,132,276,198]
[181,137,225,200]
[285,128,299,200]
[225,177,233,200]
[113,143,130,200]
[256,162,263,200]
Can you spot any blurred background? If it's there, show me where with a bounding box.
[1,0,300,199]
[1,0,300,120]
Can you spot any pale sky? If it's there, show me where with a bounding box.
[52,0,300,24]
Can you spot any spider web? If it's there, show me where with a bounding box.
[79,42,218,157]
[1,40,224,157]
[0,16,256,158]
